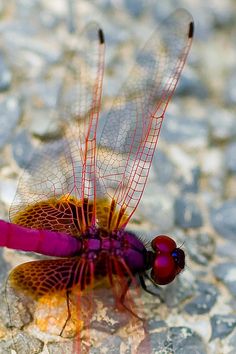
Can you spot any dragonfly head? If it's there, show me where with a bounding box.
[149,235,185,285]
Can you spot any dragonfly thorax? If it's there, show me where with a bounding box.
[79,229,148,275]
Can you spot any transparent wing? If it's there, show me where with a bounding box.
[97,9,194,228]
[6,258,94,352]
[6,257,142,352]
[10,24,105,233]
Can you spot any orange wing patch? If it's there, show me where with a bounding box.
[7,258,92,337]
[12,195,94,236]
[12,196,128,235]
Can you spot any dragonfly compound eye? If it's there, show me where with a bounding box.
[150,235,185,285]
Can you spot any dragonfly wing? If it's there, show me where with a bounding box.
[97,9,194,228]
[6,257,141,352]
[10,24,105,232]
[7,258,93,340]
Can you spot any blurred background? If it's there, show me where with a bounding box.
[0,0,235,353]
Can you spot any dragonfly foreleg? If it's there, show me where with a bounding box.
[139,274,164,301]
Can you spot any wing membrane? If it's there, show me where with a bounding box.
[10,24,105,232]
[97,9,193,226]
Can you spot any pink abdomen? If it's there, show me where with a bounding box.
[0,220,81,257]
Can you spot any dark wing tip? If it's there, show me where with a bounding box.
[98,28,105,44]
[188,21,194,38]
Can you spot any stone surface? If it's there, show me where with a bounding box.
[0,250,9,287]
[217,240,236,260]
[0,1,235,353]
[162,114,208,149]
[138,183,175,233]
[225,142,236,174]
[11,130,34,169]
[0,54,12,91]
[209,108,236,142]
[174,195,203,229]
[0,96,21,148]
[211,200,236,240]
[229,331,236,354]
[180,166,201,194]
[47,341,74,354]
[90,335,123,354]
[152,149,176,185]
[184,281,218,315]
[210,314,236,340]
[213,262,236,297]
[0,331,43,354]
[138,326,207,354]
[163,275,195,309]
[186,232,215,265]
[224,71,236,105]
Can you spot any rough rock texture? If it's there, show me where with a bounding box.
[0,1,235,353]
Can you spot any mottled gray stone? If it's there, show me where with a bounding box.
[19,36,62,65]
[210,314,236,340]
[91,314,127,334]
[209,108,236,142]
[125,0,146,17]
[90,288,131,334]
[186,232,215,265]
[0,96,21,148]
[184,282,218,315]
[177,68,209,99]
[163,276,195,308]
[40,10,61,30]
[225,142,236,174]
[138,326,207,354]
[0,178,17,207]
[175,195,203,229]
[12,130,34,168]
[0,331,43,354]
[0,249,9,286]
[211,200,236,240]
[213,262,236,297]
[23,80,61,109]
[29,109,61,139]
[47,341,74,354]
[162,115,208,148]
[147,318,167,331]
[212,2,235,25]
[0,287,12,329]
[21,80,63,139]
[180,167,201,194]
[217,240,236,260]
[139,184,175,232]
[229,331,236,354]
[90,335,123,354]
[224,71,236,105]
[0,2,235,354]
[0,54,12,91]
[152,149,176,185]
[170,327,206,354]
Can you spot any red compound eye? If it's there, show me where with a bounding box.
[150,235,185,285]
[151,254,176,285]
[151,235,177,253]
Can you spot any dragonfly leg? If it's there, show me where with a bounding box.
[118,278,144,321]
[60,290,71,337]
[139,274,164,301]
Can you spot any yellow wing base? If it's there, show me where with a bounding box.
[13,195,128,236]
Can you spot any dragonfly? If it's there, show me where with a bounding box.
[0,8,194,353]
